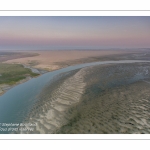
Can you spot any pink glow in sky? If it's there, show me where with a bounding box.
[0,16,150,50]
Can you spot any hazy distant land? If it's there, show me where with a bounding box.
[0,49,143,95]
[4,49,141,71]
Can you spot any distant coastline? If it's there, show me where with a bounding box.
[1,49,150,96]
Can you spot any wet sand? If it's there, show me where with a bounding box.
[57,63,150,134]
[17,62,150,134]
[18,69,86,133]
[0,51,38,62]
[3,49,150,134]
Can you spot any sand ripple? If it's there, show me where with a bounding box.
[57,63,150,134]
[19,69,86,133]
[18,62,150,134]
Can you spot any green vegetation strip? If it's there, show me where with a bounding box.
[0,63,39,85]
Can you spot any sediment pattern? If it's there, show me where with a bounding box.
[18,62,150,134]
[57,81,150,133]
[19,69,86,133]
[57,63,150,133]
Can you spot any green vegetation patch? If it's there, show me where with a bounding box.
[0,63,39,85]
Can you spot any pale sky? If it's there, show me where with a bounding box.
[0,16,150,50]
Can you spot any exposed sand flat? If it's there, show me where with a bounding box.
[4,50,136,71]
[15,62,150,134]
[18,69,86,133]
[0,51,38,62]
[57,63,150,134]
[3,49,149,134]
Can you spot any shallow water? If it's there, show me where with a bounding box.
[0,60,150,132]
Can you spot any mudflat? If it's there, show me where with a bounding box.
[0,51,38,62]
[17,62,150,134]
[4,50,140,71]
[1,49,150,133]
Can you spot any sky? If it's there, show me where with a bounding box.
[0,16,150,50]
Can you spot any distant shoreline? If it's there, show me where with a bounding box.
[4,49,145,72]
[1,49,150,96]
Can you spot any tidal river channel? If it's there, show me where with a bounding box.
[0,60,150,132]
